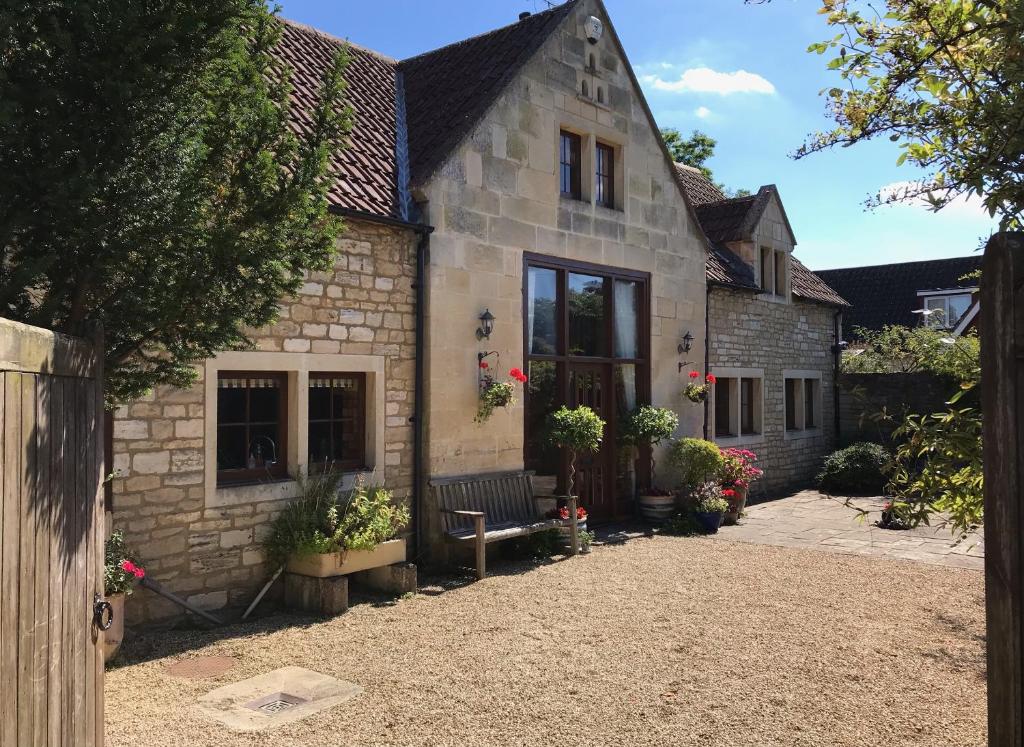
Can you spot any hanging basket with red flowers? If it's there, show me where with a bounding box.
[683,371,715,403]
[476,364,529,423]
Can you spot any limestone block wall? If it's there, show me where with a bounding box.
[417,0,708,495]
[110,219,417,623]
[708,288,839,495]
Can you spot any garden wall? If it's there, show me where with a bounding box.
[838,372,958,446]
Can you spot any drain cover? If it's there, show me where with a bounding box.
[245,692,308,715]
[166,655,237,679]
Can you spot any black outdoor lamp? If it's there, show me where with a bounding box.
[476,308,495,340]
[678,331,694,354]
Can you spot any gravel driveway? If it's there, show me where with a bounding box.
[105,535,986,747]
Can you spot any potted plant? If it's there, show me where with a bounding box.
[719,448,764,524]
[103,530,145,661]
[683,371,716,403]
[476,363,528,423]
[547,504,588,544]
[666,437,725,507]
[266,471,411,578]
[692,483,729,534]
[578,529,596,554]
[622,405,679,523]
[546,405,604,550]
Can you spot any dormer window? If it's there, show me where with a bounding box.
[759,246,788,299]
[919,290,975,328]
[559,130,582,200]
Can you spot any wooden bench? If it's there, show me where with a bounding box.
[430,470,579,580]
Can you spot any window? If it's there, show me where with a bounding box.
[774,250,787,298]
[760,247,773,292]
[595,142,614,208]
[596,86,605,104]
[711,369,763,442]
[308,374,366,471]
[216,373,287,483]
[920,292,974,328]
[784,372,822,436]
[581,79,589,98]
[759,247,788,298]
[559,131,582,200]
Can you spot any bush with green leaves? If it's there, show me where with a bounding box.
[816,442,890,495]
[666,438,724,493]
[662,511,702,536]
[621,405,679,491]
[264,471,409,567]
[547,405,605,497]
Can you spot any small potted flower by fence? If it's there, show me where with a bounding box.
[720,448,763,524]
[476,363,528,423]
[683,371,716,404]
[622,405,679,523]
[547,504,588,545]
[266,471,410,579]
[103,531,145,661]
[692,483,729,534]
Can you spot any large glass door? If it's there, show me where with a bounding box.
[523,254,650,521]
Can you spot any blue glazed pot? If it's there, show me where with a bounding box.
[694,510,725,534]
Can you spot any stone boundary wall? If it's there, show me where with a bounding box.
[838,372,960,446]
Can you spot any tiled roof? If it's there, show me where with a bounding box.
[399,2,579,188]
[676,164,847,306]
[277,19,402,219]
[816,256,982,339]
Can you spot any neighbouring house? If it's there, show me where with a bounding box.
[109,0,843,623]
[675,166,849,494]
[816,255,982,341]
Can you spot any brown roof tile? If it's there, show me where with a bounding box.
[673,164,725,206]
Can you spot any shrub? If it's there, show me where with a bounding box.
[547,405,605,496]
[663,511,702,536]
[666,438,724,492]
[816,442,889,495]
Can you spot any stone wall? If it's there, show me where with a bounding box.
[708,287,838,495]
[417,0,707,511]
[838,372,961,446]
[110,218,418,623]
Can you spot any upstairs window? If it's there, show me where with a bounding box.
[216,373,287,483]
[759,246,788,298]
[595,142,615,208]
[560,131,582,200]
[921,292,974,328]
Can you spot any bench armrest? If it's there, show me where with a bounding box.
[440,508,485,518]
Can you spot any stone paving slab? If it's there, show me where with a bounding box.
[714,489,984,570]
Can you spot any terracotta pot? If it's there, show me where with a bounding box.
[286,538,407,578]
[639,492,675,524]
[723,485,749,525]
[103,593,126,662]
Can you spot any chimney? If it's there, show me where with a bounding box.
[519,11,532,21]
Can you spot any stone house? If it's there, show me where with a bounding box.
[109,0,842,622]
[675,167,849,494]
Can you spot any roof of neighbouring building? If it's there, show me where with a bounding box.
[674,164,847,306]
[816,255,983,339]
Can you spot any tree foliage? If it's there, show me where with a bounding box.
[661,127,751,197]
[798,0,1024,228]
[842,324,980,378]
[0,1,351,404]
[547,406,605,498]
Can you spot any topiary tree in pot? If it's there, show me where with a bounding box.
[546,405,605,555]
[621,405,679,522]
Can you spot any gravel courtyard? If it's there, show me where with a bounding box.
[106,534,986,747]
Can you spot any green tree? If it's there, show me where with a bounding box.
[798,0,1023,228]
[842,325,980,378]
[662,127,750,198]
[0,1,352,404]
[547,406,605,498]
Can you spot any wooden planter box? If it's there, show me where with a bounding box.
[286,538,406,578]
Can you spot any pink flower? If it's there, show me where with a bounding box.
[134,567,145,579]
[119,559,136,574]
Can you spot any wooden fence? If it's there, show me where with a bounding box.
[0,318,105,747]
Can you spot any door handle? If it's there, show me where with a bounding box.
[93,594,114,632]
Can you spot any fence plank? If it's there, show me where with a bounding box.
[17,372,36,746]
[0,371,18,747]
[981,232,1024,745]
[46,376,64,747]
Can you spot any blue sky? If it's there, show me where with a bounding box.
[276,0,994,270]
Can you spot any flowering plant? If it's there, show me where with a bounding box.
[104,530,145,596]
[476,365,528,423]
[683,372,716,404]
[547,505,588,522]
[719,448,764,490]
[691,481,729,514]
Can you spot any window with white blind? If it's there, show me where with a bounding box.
[216,372,288,483]
[308,373,366,471]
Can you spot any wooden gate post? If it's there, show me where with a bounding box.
[981,232,1024,745]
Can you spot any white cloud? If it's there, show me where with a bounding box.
[878,180,993,221]
[641,67,776,95]
[695,106,711,119]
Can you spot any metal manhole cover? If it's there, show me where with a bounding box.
[166,655,237,679]
[245,692,308,715]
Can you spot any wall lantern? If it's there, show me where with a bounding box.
[678,331,694,355]
[476,308,495,340]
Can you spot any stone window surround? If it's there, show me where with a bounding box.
[204,350,386,508]
[557,117,625,212]
[782,368,823,441]
[710,366,765,447]
[758,245,791,303]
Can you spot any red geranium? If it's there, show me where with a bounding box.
[552,506,588,521]
[706,374,717,384]
[479,360,489,370]
[509,367,528,384]
[119,559,145,579]
[688,370,700,379]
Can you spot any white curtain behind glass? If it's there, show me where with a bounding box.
[527,268,537,354]
[613,280,638,358]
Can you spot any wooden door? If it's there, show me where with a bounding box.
[0,319,105,747]
[568,363,615,520]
